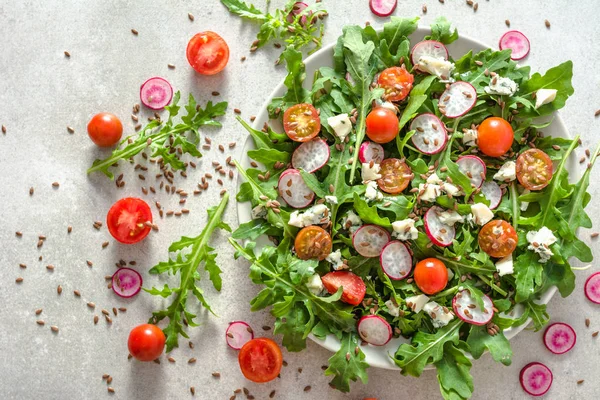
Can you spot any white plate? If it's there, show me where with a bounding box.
[237,27,572,370]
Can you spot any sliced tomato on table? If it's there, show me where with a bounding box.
[321,271,366,305]
[378,66,414,102]
[107,197,152,244]
[414,258,448,295]
[365,107,399,144]
[294,226,332,260]
[477,117,514,157]
[186,31,230,75]
[377,158,412,194]
[283,103,321,142]
[478,219,518,258]
[238,338,283,383]
[516,148,553,190]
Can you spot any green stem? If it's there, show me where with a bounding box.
[477,274,508,297]
[510,181,520,229]
[431,286,459,301]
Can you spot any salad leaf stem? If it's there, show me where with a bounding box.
[476,274,508,297]
[510,181,520,229]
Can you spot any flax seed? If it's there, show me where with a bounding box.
[94,315,99,324]
[102,241,109,248]
[593,331,599,338]
[131,28,138,35]
[422,4,427,13]
[51,326,59,333]
[46,265,55,271]
[107,387,115,393]
[188,357,197,364]
[505,19,511,27]
[16,277,24,283]
[586,318,591,328]
[595,109,600,117]
[36,320,45,325]
[545,19,551,28]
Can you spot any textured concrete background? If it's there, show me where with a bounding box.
[1,0,599,399]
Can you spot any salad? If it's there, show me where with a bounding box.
[230,16,599,398]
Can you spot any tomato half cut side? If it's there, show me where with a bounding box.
[283,103,321,142]
[377,66,414,102]
[107,197,152,244]
[238,338,283,383]
[478,219,518,258]
[294,226,332,260]
[377,158,413,194]
[186,31,230,75]
[516,148,553,191]
[321,271,366,305]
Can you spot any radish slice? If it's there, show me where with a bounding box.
[357,315,392,346]
[544,322,576,355]
[457,155,486,189]
[452,289,494,326]
[380,241,412,280]
[520,362,553,397]
[411,40,449,65]
[291,138,330,173]
[352,224,391,258]
[369,0,397,17]
[424,206,455,247]
[226,321,254,350]
[359,141,385,164]
[278,169,315,209]
[286,2,309,26]
[499,30,531,61]
[438,81,477,118]
[584,272,600,304]
[140,77,173,110]
[481,181,502,209]
[410,113,448,155]
[111,268,142,298]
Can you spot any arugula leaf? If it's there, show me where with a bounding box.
[435,342,474,400]
[378,17,419,67]
[144,193,231,351]
[519,61,574,117]
[426,16,458,44]
[466,325,512,366]
[268,46,311,117]
[324,333,369,392]
[88,93,227,179]
[353,193,392,227]
[219,0,265,20]
[398,75,437,131]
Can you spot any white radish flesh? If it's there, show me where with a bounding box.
[520,362,553,397]
[112,268,142,298]
[357,315,392,346]
[380,241,412,280]
[457,155,486,189]
[359,141,385,164]
[452,289,494,326]
[352,224,391,258]
[543,323,576,355]
[140,77,173,110]
[410,113,448,155]
[278,169,315,208]
[226,321,254,350]
[411,40,448,66]
[424,206,455,247]
[438,81,477,118]
[481,181,502,209]
[499,30,530,60]
[369,0,397,17]
[291,138,330,173]
[584,271,600,304]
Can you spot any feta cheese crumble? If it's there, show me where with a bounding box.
[526,226,557,263]
[326,249,345,270]
[362,162,382,182]
[484,76,518,96]
[470,203,494,226]
[392,219,418,241]
[325,195,338,204]
[327,114,352,142]
[438,210,464,226]
[385,299,400,317]
[417,56,455,80]
[365,181,383,202]
[341,210,362,233]
[251,204,267,220]
[495,254,514,276]
[306,273,324,295]
[423,301,455,328]
[418,183,442,202]
[380,102,398,114]
[405,294,430,313]
[493,161,516,182]
[535,89,557,109]
[463,129,478,147]
[288,204,330,228]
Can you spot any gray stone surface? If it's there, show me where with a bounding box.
[1,0,599,399]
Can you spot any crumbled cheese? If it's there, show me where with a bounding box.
[380,102,398,114]
[484,76,518,96]
[520,189,531,212]
[288,204,330,228]
[417,55,455,80]
[427,173,443,185]
[325,195,338,204]
[438,210,464,226]
[447,268,454,281]
[423,301,455,328]
[463,129,478,147]
[306,273,324,295]
[418,183,442,202]
[470,203,494,226]
[385,299,400,317]
[365,181,383,202]
[492,225,504,235]
[362,163,382,182]
[495,254,514,276]
[493,161,516,182]
[392,219,418,241]
[441,182,464,197]
[327,114,352,142]
[405,294,430,313]
[341,210,362,233]
[326,249,345,270]
[535,89,557,109]
[526,227,557,263]
[251,205,267,219]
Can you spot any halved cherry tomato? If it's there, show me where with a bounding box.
[377,158,412,194]
[87,112,123,147]
[414,258,448,295]
[283,103,321,142]
[294,226,332,260]
[477,117,514,157]
[128,324,165,362]
[516,149,553,191]
[238,338,283,383]
[366,107,399,144]
[186,31,229,75]
[107,198,152,244]
[478,220,518,258]
[321,271,366,305]
[378,66,414,102]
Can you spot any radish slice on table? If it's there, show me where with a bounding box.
[140,77,173,110]
[457,155,486,189]
[291,138,330,173]
[369,0,397,17]
[438,81,477,118]
[278,169,315,208]
[380,241,412,280]
[411,40,449,65]
[357,315,392,346]
[544,322,576,354]
[424,206,455,247]
[410,113,448,155]
[452,289,495,325]
[226,321,254,350]
[520,362,553,397]
[499,30,530,60]
[359,141,385,164]
[286,2,309,26]
[112,268,142,298]
[352,224,391,258]
[480,181,502,209]
[584,271,600,304]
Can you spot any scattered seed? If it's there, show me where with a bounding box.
[15,231,22,237]
[422,4,427,13]
[505,19,511,27]
[57,285,62,295]
[102,241,109,248]
[168,63,175,69]
[188,357,197,364]
[52,182,60,188]
[107,376,113,384]
[35,309,43,315]
[46,265,55,271]
[233,108,241,114]
[593,331,599,338]
[545,19,551,28]
[591,232,599,238]
[586,318,591,328]
[105,316,112,324]
[131,28,138,35]
[16,277,24,283]
[190,387,196,395]
[87,302,96,308]
[304,386,311,392]
[577,379,585,385]
[36,320,45,326]
[595,109,600,117]
[212,372,221,378]
[51,326,59,333]
[107,387,115,393]
[188,13,195,21]
[269,390,276,398]
[94,315,99,324]
[68,226,73,234]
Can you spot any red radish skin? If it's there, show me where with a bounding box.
[457,155,486,189]
[411,40,449,66]
[357,315,392,346]
[424,206,455,247]
[452,289,494,326]
[291,138,330,173]
[543,322,576,355]
[584,271,600,304]
[481,181,502,209]
[520,362,553,397]
[359,141,385,164]
[410,113,448,155]
[439,81,477,118]
[277,169,315,208]
[140,77,173,110]
[112,268,142,298]
[369,0,397,17]
[286,2,309,26]
[380,240,412,280]
[499,30,531,60]
[226,321,254,350]
[352,224,391,258]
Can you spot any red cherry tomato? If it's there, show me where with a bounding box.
[366,107,399,144]
[186,31,230,75]
[283,103,321,142]
[378,66,414,102]
[516,149,553,191]
[477,117,514,157]
[128,324,165,362]
[478,220,518,258]
[321,271,366,306]
[377,158,412,194]
[413,258,448,295]
[106,198,152,244]
[294,226,332,261]
[238,338,283,383]
[87,113,123,147]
